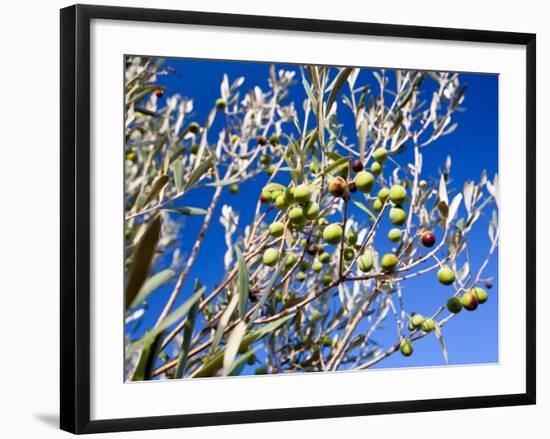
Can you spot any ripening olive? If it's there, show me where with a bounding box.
[358,253,373,272]
[296,271,307,282]
[419,180,427,189]
[257,135,267,146]
[388,228,402,243]
[313,261,323,273]
[421,231,436,248]
[263,248,279,267]
[188,122,200,134]
[437,266,456,286]
[328,177,347,198]
[348,181,358,193]
[389,206,407,226]
[446,296,463,314]
[371,161,383,176]
[400,339,414,357]
[471,287,488,304]
[389,184,407,205]
[229,184,239,194]
[260,191,271,204]
[373,147,388,163]
[421,318,436,333]
[319,252,331,264]
[323,223,343,245]
[215,98,227,111]
[289,207,305,224]
[351,159,364,173]
[355,171,375,193]
[461,291,479,311]
[381,253,399,271]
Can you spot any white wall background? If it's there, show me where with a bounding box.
[0,0,545,437]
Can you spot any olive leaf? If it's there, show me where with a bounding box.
[210,294,239,356]
[129,268,175,310]
[125,214,162,310]
[175,280,203,379]
[141,174,169,208]
[192,314,294,378]
[223,320,247,375]
[235,247,249,320]
[163,206,207,215]
[184,155,214,191]
[433,321,449,364]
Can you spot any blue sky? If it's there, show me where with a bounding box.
[127,57,498,374]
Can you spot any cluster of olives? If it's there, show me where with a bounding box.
[399,287,489,358]
[446,286,489,313]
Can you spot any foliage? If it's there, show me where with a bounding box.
[123,57,498,380]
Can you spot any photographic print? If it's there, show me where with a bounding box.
[123,56,499,382]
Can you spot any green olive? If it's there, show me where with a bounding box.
[421,318,436,333]
[355,171,375,193]
[400,339,414,357]
[373,147,388,163]
[373,198,383,213]
[388,228,402,242]
[437,266,456,286]
[378,187,390,201]
[275,194,290,210]
[285,253,298,268]
[389,206,407,226]
[289,207,305,224]
[389,184,407,205]
[370,161,383,176]
[319,252,331,264]
[312,261,323,273]
[381,253,398,271]
[263,248,279,267]
[411,314,425,328]
[293,184,311,204]
[344,247,355,261]
[346,230,358,245]
[323,223,343,245]
[229,184,239,194]
[304,201,320,220]
[357,253,373,272]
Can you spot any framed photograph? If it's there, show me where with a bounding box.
[60,4,536,434]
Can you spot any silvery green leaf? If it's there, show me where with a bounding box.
[223,321,247,374]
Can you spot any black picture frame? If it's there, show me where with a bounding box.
[60,4,536,434]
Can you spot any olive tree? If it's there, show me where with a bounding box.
[124,56,498,381]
